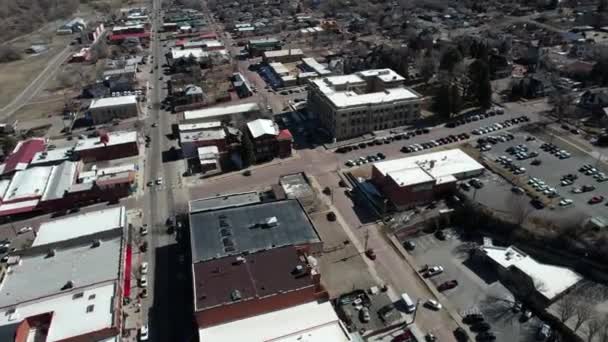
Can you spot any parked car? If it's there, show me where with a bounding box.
[139,325,149,341]
[454,327,469,342]
[424,299,442,310]
[438,280,459,291]
[589,195,605,204]
[359,307,371,322]
[17,227,33,234]
[463,313,484,324]
[139,275,148,288]
[476,332,496,341]
[403,240,416,251]
[537,324,551,341]
[434,230,446,240]
[140,262,148,274]
[425,265,444,277]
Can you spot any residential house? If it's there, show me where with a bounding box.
[246,119,292,162]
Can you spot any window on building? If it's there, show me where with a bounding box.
[89,294,96,300]
[86,305,95,313]
[73,292,84,300]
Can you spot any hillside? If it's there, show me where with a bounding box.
[0,0,80,42]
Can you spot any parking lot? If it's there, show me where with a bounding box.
[479,130,608,219]
[403,229,543,342]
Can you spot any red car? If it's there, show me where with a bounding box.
[437,280,459,291]
[589,195,605,204]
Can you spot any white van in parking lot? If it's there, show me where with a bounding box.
[401,293,416,313]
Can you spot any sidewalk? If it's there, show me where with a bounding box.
[122,209,145,341]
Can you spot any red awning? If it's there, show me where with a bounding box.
[277,129,293,141]
[124,244,132,297]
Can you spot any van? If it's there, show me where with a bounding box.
[401,293,416,313]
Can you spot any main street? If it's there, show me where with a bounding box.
[141,0,191,340]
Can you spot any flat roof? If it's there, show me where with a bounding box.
[279,173,314,199]
[89,95,137,109]
[247,119,278,138]
[374,149,484,187]
[183,103,259,122]
[0,283,117,342]
[198,146,219,159]
[189,192,261,213]
[178,122,222,132]
[302,57,331,75]
[198,301,351,342]
[269,62,290,76]
[180,129,226,143]
[170,48,208,60]
[74,131,137,151]
[4,166,53,202]
[30,146,75,166]
[193,246,315,312]
[0,236,122,308]
[34,206,126,247]
[41,161,78,202]
[310,68,419,108]
[189,199,321,262]
[263,49,303,58]
[481,245,582,300]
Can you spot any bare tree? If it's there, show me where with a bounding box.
[557,294,577,323]
[586,317,602,342]
[507,193,534,225]
[574,301,595,332]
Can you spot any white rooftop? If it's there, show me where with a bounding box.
[198,301,351,342]
[30,147,75,165]
[0,283,117,342]
[34,206,126,246]
[89,95,137,109]
[180,129,226,143]
[374,149,484,187]
[269,62,289,76]
[178,121,222,132]
[247,119,278,138]
[481,245,582,300]
[263,49,304,58]
[170,48,208,60]
[4,166,53,202]
[198,146,219,160]
[302,57,331,76]
[41,161,78,202]
[183,103,259,122]
[74,131,137,151]
[310,68,419,108]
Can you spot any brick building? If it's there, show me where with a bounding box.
[371,149,484,211]
[188,198,326,330]
[246,119,292,162]
[74,131,138,162]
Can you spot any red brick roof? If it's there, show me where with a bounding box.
[0,138,45,175]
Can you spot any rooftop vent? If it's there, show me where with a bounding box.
[231,289,242,301]
[262,216,278,228]
[46,249,56,258]
[61,280,74,291]
[233,256,246,265]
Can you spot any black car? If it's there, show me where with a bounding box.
[531,199,545,209]
[377,152,386,159]
[476,332,496,341]
[471,322,491,332]
[463,313,484,324]
[460,182,471,191]
[434,230,446,240]
[454,327,469,342]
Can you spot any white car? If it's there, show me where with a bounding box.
[155,177,163,185]
[425,265,444,277]
[425,299,442,311]
[139,275,148,288]
[139,325,149,341]
[559,199,574,207]
[18,227,33,234]
[141,262,149,274]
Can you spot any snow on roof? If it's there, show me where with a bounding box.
[374,149,484,187]
[183,103,259,122]
[247,119,278,138]
[0,179,10,200]
[4,166,53,202]
[34,206,126,246]
[198,301,351,342]
[481,245,582,300]
[0,138,45,175]
[89,95,137,109]
[178,121,222,132]
[74,131,137,151]
[198,146,219,160]
[310,68,419,108]
[0,283,117,341]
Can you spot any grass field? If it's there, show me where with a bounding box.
[0,34,72,109]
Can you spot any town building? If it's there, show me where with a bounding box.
[231,73,253,98]
[278,172,315,207]
[0,138,46,177]
[246,119,292,161]
[182,103,260,125]
[307,69,422,141]
[262,49,304,63]
[88,95,139,124]
[74,131,139,162]
[247,38,282,57]
[475,244,582,307]
[301,57,332,76]
[0,207,127,341]
[371,149,484,210]
[188,198,327,332]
